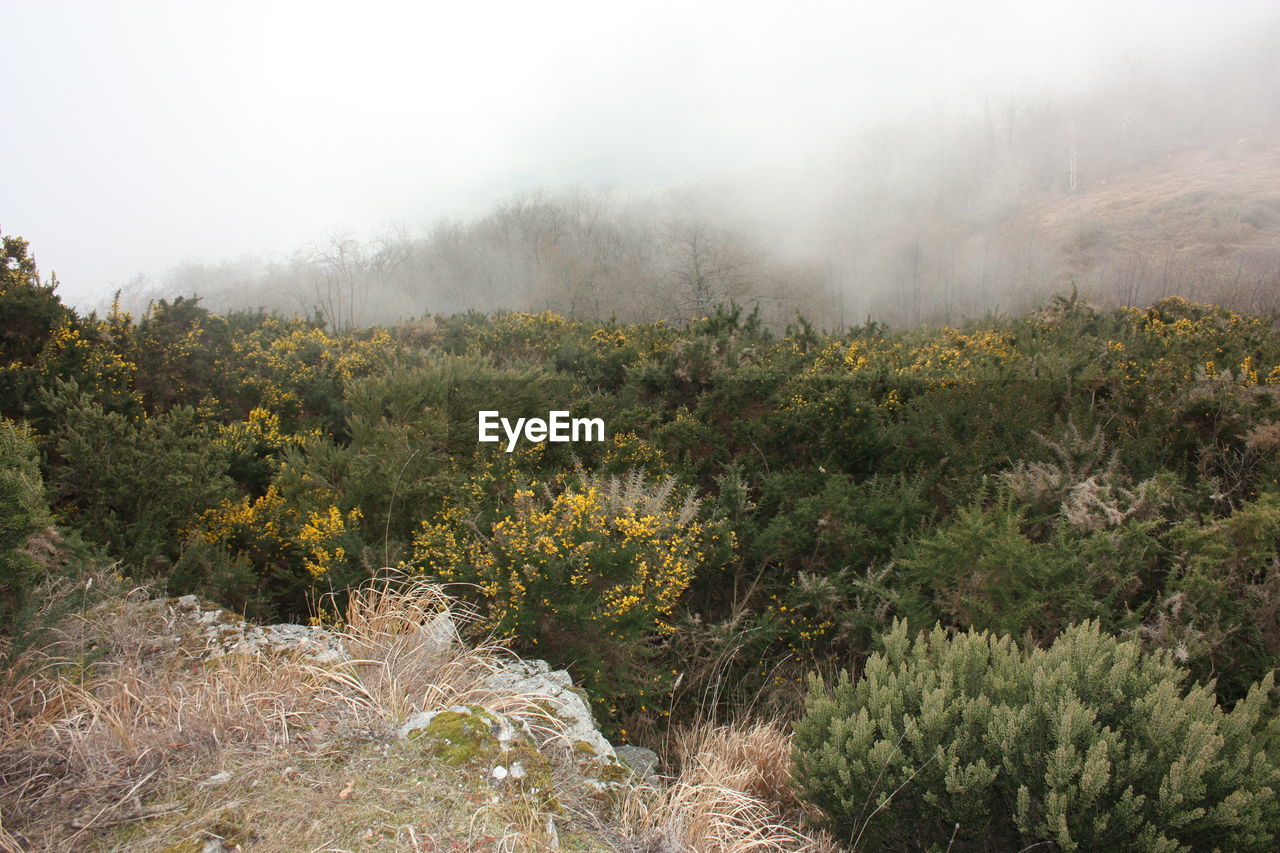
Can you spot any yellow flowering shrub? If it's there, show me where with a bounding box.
[193,484,363,608]
[33,319,139,410]
[808,327,1020,388]
[214,407,319,492]
[587,320,679,362]
[215,406,309,455]
[298,505,362,579]
[196,485,292,564]
[600,431,666,471]
[226,319,395,428]
[461,312,676,382]
[1117,296,1276,384]
[466,311,580,362]
[409,467,735,718]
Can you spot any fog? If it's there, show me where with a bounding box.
[5,0,1280,326]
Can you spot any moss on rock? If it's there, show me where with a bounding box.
[403,705,558,808]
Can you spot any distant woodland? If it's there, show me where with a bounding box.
[111,19,1280,330]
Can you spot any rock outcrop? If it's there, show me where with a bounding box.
[484,658,617,763]
[168,594,628,776]
[174,594,349,664]
[398,705,556,802]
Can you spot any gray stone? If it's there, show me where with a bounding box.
[397,710,443,739]
[484,659,616,763]
[425,612,460,647]
[614,744,660,778]
[179,602,350,665]
[163,594,625,776]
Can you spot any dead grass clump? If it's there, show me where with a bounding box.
[0,577,566,850]
[3,576,827,852]
[319,577,562,738]
[615,721,834,853]
[672,721,801,812]
[0,596,334,849]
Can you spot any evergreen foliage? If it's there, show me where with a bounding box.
[45,395,233,568]
[0,418,51,618]
[792,620,1280,851]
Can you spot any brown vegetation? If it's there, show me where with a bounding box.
[0,578,826,852]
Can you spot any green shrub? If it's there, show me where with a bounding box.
[894,499,1089,639]
[1156,491,1280,701]
[0,418,51,618]
[45,395,233,568]
[332,355,570,544]
[167,531,266,617]
[793,619,1280,852]
[408,464,735,727]
[757,471,931,576]
[0,232,75,420]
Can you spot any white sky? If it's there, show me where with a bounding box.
[3,0,1276,306]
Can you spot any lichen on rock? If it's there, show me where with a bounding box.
[399,705,556,805]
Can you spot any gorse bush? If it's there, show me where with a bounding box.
[44,395,233,569]
[891,492,1153,642]
[895,499,1077,638]
[1156,491,1280,700]
[792,619,1280,852]
[14,227,1280,732]
[0,232,75,421]
[409,464,735,723]
[188,483,365,619]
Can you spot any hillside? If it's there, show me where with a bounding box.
[1008,133,1280,308]
[6,230,1280,848]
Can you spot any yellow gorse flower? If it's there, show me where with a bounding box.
[408,469,733,642]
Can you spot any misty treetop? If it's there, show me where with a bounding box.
[95,17,1280,341]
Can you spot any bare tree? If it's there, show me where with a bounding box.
[663,220,761,318]
[313,233,367,331]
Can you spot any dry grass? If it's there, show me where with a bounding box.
[669,723,803,814]
[0,577,567,851]
[999,134,1280,309]
[104,736,578,853]
[1,577,828,852]
[613,721,834,853]
[319,579,561,738]
[0,592,338,849]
